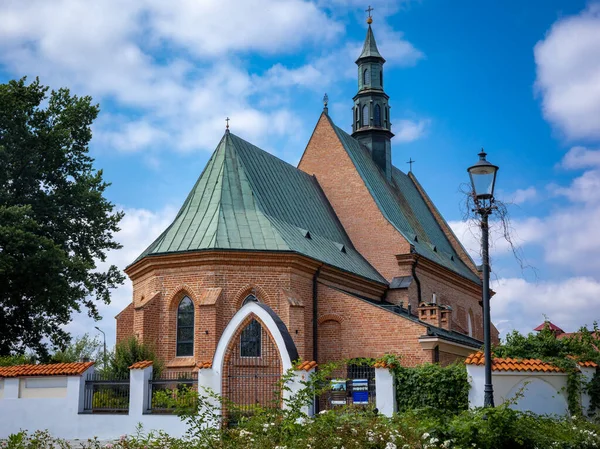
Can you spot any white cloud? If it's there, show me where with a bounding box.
[393,118,430,142]
[492,277,600,337]
[534,4,600,140]
[260,29,423,91]
[561,146,600,169]
[67,205,178,348]
[511,187,537,205]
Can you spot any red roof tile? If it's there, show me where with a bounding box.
[195,361,212,370]
[0,362,94,378]
[129,360,153,370]
[533,321,565,333]
[295,361,317,371]
[465,352,563,373]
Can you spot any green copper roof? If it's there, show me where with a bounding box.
[134,132,386,284]
[328,116,480,284]
[357,25,384,61]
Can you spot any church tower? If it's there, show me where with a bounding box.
[351,15,394,180]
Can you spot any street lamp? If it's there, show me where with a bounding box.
[95,326,107,372]
[467,149,499,408]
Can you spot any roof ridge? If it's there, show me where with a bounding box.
[405,170,480,277]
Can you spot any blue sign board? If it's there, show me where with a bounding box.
[351,379,369,405]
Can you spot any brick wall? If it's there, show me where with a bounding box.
[119,254,324,368]
[299,114,411,281]
[115,303,133,343]
[317,283,434,366]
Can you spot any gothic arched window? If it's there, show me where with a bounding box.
[240,319,261,357]
[362,104,369,127]
[176,296,194,357]
[363,68,370,85]
[467,310,474,337]
[355,106,359,124]
[374,104,381,127]
[380,70,383,88]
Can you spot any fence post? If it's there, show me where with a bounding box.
[285,368,316,417]
[375,367,396,417]
[580,366,596,417]
[70,365,94,413]
[129,364,153,416]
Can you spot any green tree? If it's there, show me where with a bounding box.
[0,77,124,357]
[109,337,164,378]
[50,333,104,364]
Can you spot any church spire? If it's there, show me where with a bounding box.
[351,12,394,180]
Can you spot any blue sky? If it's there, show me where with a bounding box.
[2,0,600,347]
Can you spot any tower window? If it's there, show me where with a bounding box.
[362,104,369,127]
[363,68,370,86]
[374,104,381,127]
[355,106,359,124]
[240,319,261,357]
[380,70,383,88]
[176,296,194,357]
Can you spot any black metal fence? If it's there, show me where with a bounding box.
[147,371,198,414]
[322,363,376,410]
[82,373,130,414]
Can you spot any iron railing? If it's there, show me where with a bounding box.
[82,373,130,414]
[322,363,376,409]
[147,371,198,414]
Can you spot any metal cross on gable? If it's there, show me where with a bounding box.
[366,5,374,18]
[407,158,415,172]
[226,117,230,130]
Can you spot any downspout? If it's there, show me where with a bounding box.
[411,253,422,314]
[312,265,322,363]
[312,265,322,414]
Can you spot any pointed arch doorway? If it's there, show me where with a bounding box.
[222,315,282,422]
[214,301,299,425]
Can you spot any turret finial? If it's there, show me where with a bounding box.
[366,5,374,24]
[225,117,230,133]
[323,93,329,115]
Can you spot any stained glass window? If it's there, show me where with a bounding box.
[176,296,194,357]
[240,319,261,357]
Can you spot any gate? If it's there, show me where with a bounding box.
[222,315,282,423]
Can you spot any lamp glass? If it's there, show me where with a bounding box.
[468,152,498,200]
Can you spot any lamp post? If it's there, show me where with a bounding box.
[95,326,107,372]
[467,149,499,408]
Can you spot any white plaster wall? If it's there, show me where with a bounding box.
[468,365,569,416]
[0,379,4,400]
[581,366,596,417]
[0,368,189,441]
[375,368,396,417]
[19,377,68,399]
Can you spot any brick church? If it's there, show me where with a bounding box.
[116,18,496,378]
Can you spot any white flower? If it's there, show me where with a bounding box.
[422,432,430,439]
[385,443,397,449]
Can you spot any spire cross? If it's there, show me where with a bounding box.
[407,158,415,172]
[366,5,374,18]
[225,117,230,130]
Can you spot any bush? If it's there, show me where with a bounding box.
[393,362,469,413]
[107,336,163,378]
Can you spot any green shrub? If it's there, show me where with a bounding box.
[107,336,163,378]
[393,362,469,413]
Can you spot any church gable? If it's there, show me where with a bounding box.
[299,112,480,284]
[299,113,413,280]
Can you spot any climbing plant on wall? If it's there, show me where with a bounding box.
[494,322,600,416]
